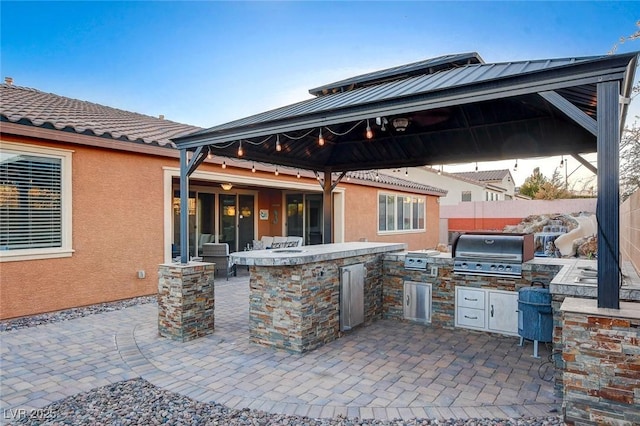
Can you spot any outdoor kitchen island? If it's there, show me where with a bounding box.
[230,242,406,353]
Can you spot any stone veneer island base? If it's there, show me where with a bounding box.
[157,262,215,342]
[231,242,406,353]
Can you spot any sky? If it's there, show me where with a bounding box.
[2,1,639,188]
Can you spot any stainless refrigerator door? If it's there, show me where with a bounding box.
[340,264,365,331]
[403,281,431,324]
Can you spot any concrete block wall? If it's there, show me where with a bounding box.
[157,262,215,342]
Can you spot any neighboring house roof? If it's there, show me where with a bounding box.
[451,169,513,183]
[0,83,201,148]
[348,170,447,196]
[0,82,440,194]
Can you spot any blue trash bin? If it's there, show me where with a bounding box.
[518,285,553,358]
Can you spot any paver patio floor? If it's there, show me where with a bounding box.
[1,271,561,423]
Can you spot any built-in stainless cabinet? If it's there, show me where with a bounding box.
[403,281,432,324]
[340,264,365,331]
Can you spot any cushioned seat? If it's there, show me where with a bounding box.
[202,243,236,280]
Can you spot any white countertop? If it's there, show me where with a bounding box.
[231,242,406,266]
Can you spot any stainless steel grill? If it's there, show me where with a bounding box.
[452,232,534,278]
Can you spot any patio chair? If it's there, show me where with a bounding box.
[202,243,236,280]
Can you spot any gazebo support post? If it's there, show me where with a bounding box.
[179,148,190,264]
[322,169,333,243]
[596,80,620,309]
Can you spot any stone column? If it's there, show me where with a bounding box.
[561,298,640,425]
[158,262,215,342]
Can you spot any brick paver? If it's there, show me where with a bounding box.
[0,272,561,423]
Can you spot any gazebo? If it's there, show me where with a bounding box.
[173,51,638,310]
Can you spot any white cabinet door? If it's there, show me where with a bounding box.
[487,290,518,335]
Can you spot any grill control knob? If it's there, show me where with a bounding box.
[498,265,505,271]
[490,265,497,270]
[505,265,512,271]
[476,264,482,270]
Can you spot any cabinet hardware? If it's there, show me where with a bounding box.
[464,297,477,301]
[464,315,478,320]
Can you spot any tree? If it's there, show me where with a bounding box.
[519,167,547,198]
[620,119,640,201]
[534,169,571,200]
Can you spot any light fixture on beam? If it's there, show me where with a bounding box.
[275,167,279,176]
[222,161,226,169]
[318,128,324,146]
[220,183,233,191]
[237,141,243,157]
[365,119,373,139]
[207,147,213,160]
[392,117,409,132]
[276,134,282,152]
[251,162,256,173]
[297,170,301,179]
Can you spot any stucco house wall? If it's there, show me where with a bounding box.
[0,130,442,319]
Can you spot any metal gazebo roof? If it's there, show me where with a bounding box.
[172,51,638,310]
[174,51,637,173]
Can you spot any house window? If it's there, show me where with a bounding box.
[461,191,472,202]
[0,142,73,261]
[378,193,425,232]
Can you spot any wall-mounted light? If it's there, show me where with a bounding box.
[365,119,373,139]
[237,141,243,157]
[220,183,233,191]
[318,128,324,146]
[392,117,409,132]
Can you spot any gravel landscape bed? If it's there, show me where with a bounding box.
[11,378,563,426]
[0,296,157,332]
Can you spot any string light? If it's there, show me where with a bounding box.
[513,159,518,171]
[475,162,478,172]
[237,141,243,157]
[222,161,226,169]
[318,128,325,146]
[559,156,564,168]
[276,134,282,152]
[275,167,279,176]
[207,147,213,160]
[405,167,409,177]
[251,162,256,173]
[375,170,380,181]
[437,165,442,175]
[365,119,373,139]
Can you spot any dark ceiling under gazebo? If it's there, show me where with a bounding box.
[172,50,638,309]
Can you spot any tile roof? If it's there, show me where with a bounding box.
[451,169,512,183]
[0,83,438,194]
[0,83,201,148]
[347,170,447,196]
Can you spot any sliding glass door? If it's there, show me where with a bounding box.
[285,193,323,245]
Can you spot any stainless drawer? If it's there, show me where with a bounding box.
[457,306,485,329]
[456,287,485,309]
